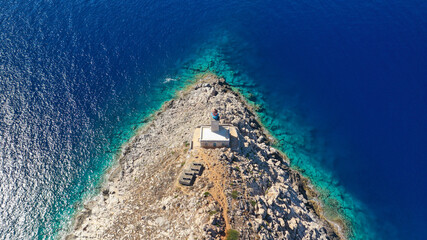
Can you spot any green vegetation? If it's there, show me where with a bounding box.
[181,162,185,167]
[184,141,190,147]
[226,229,240,240]
[208,210,217,216]
[250,200,257,207]
[230,190,239,200]
[203,192,210,197]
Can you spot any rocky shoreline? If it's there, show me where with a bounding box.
[65,74,344,240]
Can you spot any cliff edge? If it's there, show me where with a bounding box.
[66,74,342,240]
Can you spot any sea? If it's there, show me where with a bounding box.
[0,0,426,239]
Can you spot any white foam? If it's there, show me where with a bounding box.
[163,77,176,83]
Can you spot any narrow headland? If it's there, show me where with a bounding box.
[66,74,347,240]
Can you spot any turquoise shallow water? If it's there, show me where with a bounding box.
[1,0,426,239]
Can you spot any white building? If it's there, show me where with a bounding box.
[199,120,230,148]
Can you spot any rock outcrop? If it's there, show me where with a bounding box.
[65,74,342,240]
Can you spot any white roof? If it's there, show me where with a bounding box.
[200,126,230,142]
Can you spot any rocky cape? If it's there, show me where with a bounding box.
[65,75,344,240]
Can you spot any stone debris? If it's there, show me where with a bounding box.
[65,74,343,240]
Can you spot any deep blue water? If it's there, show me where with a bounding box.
[1,0,426,239]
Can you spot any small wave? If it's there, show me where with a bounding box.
[163,77,177,83]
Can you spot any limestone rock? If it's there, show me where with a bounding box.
[65,74,342,240]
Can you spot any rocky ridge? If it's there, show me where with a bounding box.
[66,74,343,240]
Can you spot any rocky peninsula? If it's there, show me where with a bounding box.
[65,74,343,240]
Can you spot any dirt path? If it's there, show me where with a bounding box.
[198,150,231,234]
